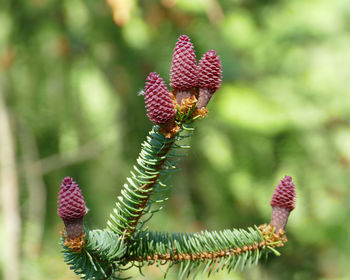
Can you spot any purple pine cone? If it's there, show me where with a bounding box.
[270,175,296,232]
[198,50,222,90]
[58,177,86,239]
[170,35,198,90]
[58,177,87,220]
[144,72,175,125]
[270,175,296,211]
[197,50,222,108]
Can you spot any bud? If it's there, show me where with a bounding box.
[58,177,87,239]
[170,35,198,105]
[270,175,296,232]
[144,72,175,125]
[197,50,222,109]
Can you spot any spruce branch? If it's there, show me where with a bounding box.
[61,224,287,280]
[124,226,287,279]
[107,121,194,241]
[58,34,297,280]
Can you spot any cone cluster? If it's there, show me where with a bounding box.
[144,34,222,125]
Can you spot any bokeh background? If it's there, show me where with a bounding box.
[1,0,350,279]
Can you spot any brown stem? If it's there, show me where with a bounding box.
[128,243,261,263]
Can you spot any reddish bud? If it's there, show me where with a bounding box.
[58,177,87,238]
[144,72,175,125]
[170,35,198,90]
[270,175,296,210]
[198,50,222,90]
[197,50,222,108]
[270,175,296,232]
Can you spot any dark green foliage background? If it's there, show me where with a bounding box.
[1,0,350,279]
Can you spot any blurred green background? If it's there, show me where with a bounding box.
[1,0,350,279]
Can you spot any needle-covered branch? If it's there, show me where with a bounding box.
[58,34,296,280]
[107,122,194,240]
[125,226,287,279]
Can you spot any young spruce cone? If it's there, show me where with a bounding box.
[58,177,87,239]
[170,35,198,90]
[270,175,296,232]
[144,72,175,125]
[197,50,222,109]
[170,35,198,105]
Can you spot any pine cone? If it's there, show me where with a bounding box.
[270,175,296,232]
[144,72,175,125]
[270,175,296,210]
[197,50,222,91]
[197,50,222,109]
[170,35,198,90]
[58,177,87,220]
[58,177,87,239]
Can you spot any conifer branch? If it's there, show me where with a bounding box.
[60,224,287,280]
[107,122,194,241]
[122,225,287,279]
[57,34,296,280]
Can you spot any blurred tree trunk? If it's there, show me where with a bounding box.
[0,88,20,280]
[19,122,46,260]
